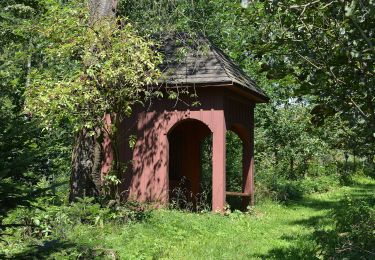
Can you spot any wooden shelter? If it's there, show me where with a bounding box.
[102,34,268,211]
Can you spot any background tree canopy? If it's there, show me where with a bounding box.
[0,0,374,258]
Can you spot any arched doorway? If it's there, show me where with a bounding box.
[201,134,213,210]
[225,124,253,211]
[167,119,212,210]
[200,129,250,211]
[225,130,245,210]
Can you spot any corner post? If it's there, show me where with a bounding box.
[242,107,255,208]
[212,112,226,212]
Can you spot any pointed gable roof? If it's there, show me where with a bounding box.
[157,33,269,103]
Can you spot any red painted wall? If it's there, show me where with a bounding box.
[102,87,255,212]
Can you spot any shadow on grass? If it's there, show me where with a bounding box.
[2,237,119,259]
[348,180,375,198]
[352,180,375,190]
[253,233,320,260]
[286,178,375,227]
[256,177,375,259]
[4,240,75,259]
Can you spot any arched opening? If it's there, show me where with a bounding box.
[226,130,244,210]
[200,135,213,210]
[168,119,212,210]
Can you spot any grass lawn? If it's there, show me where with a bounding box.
[5,175,375,259]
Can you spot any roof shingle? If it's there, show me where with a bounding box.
[157,33,269,102]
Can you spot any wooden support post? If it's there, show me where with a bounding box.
[249,109,255,206]
[212,114,226,212]
[242,109,255,209]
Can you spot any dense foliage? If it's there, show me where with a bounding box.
[1,0,161,236]
[0,0,72,235]
[1,0,374,258]
[25,0,161,132]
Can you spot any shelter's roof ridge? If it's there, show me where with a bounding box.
[157,33,269,102]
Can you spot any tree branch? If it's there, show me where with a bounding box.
[296,52,322,69]
[349,17,375,56]
[349,96,369,119]
[290,1,320,10]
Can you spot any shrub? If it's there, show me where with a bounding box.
[271,179,304,201]
[307,160,337,178]
[299,175,339,194]
[255,174,339,203]
[255,160,341,203]
[268,177,333,202]
[2,197,152,243]
[254,180,278,202]
[361,163,375,179]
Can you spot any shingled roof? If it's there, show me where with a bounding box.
[157,33,269,103]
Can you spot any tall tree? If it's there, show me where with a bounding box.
[24,0,161,201]
[263,0,375,158]
[69,0,118,201]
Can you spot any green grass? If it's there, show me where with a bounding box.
[4,175,375,259]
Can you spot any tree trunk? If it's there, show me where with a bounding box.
[89,0,117,20]
[69,0,117,202]
[290,156,294,180]
[69,128,102,201]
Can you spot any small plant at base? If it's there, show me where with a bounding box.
[103,173,122,200]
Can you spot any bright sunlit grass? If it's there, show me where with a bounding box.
[59,175,374,259]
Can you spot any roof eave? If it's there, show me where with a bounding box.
[229,82,269,103]
[153,81,269,103]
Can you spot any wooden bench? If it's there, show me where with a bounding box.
[226,191,251,197]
